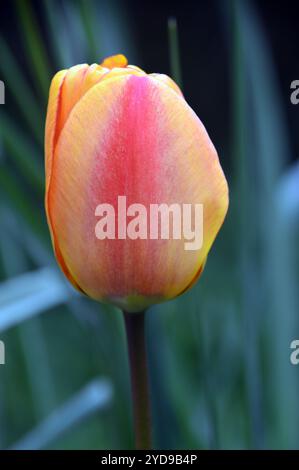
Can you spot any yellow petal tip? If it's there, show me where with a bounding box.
[101,54,128,69]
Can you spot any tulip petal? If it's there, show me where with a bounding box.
[101,54,128,69]
[55,64,110,143]
[45,65,110,292]
[150,73,183,96]
[45,68,67,194]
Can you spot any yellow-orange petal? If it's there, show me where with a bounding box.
[127,65,145,73]
[45,65,109,293]
[150,73,183,96]
[99,66,146,83]
[55,64,109,142]
[45,68,67,195]
[45,62,147,199]
[101,54,128,69]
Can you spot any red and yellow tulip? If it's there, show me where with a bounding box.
[45,54,228,312]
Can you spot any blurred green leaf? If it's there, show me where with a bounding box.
[231,0,267,448]
[42,0,70,69]
[15,0,52,99]
[167,17,182,89]
[0,37,44,144]
[231,0,297,449]
[11,379,113,449]
[0,221,57,420]
[0,166,46,239]
[0,114,43,193]
[0,267,74,332]
[78,0,99,62]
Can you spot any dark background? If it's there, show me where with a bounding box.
[1,0,299,171]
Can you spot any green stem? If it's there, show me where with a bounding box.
[123,310,152,449]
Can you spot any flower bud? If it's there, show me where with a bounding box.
[45,55,228,312]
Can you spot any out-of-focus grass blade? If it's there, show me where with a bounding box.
[278,161,299,220]
[0,219,56,419]
[11,379,113,450]
[2,206,52,273]
[0,115,43,193]
[91,0,136,62]
[239,2,287,191]
[42,0,77,68]
[0,38,44,145]
[238,0,297,449]
[78,0,99,61]
[18,318,57,419]
[167,17,182,89]
[60,0,89,64]
[0,267,74,332]
[232,0,297,448]
[231,0,265,449]
[0,166,46,239]
[15,0,51,99]
[270,162,299,448]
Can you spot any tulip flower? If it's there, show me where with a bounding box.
[45,54,228,312]
[45,54,229,449]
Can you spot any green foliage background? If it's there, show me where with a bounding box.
[0,0,298,449]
